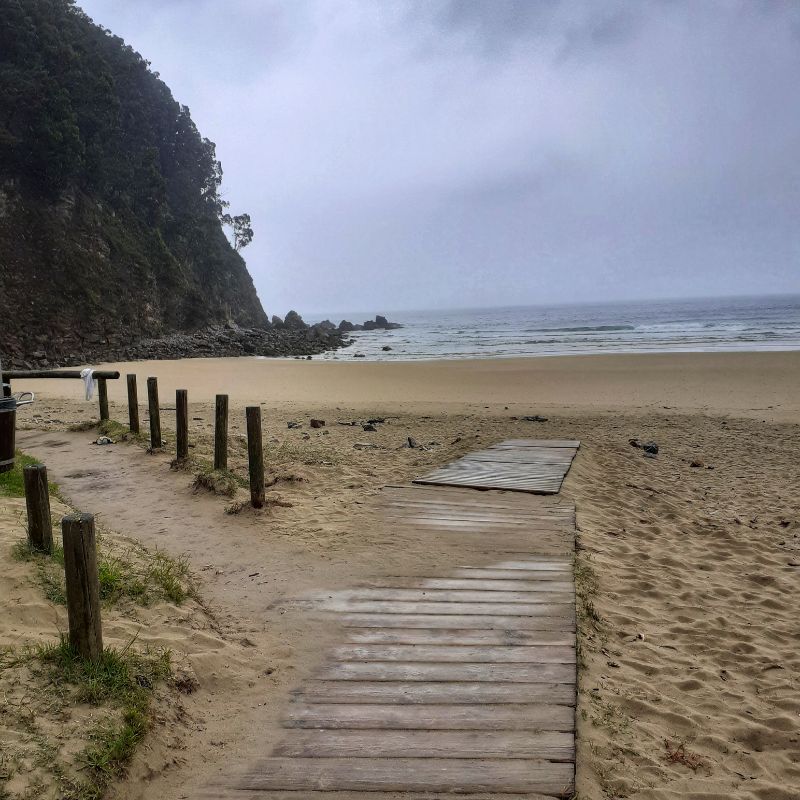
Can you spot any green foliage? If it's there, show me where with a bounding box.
[0,450,59,498]
[0,0,264,355]
[12,537,197,608]
[0,0,226,217]
[222,212,254,251]
[33,637,171,797]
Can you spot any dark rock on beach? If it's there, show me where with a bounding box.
[2,318,349,370]
[338,315,403,333]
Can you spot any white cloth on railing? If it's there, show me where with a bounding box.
[80,368,96,401]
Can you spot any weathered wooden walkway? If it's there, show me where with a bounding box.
[414,440,580,494]
[222,441,578,798]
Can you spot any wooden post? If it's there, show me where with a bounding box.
[126,374,140,434]
[176,389,188,461]
[97,378,109,421]
[246,406,265,509]
[61,513,103,662]
[147,377,162,449]
[214,394,228,471]
[23,464,52,553]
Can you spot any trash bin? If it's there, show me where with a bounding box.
[0,394,16,474]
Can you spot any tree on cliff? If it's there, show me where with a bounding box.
[222,212,254,251]
[0,0,267,364]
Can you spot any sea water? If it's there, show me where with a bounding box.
[311,294,800,361]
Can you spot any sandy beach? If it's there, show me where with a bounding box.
[3,350,799,799]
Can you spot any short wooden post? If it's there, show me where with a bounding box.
[176,389,189,461]
[246,406,265,508]
[61,513,103,662]
[97,378,109,421]
[214,394,228,471]
[147,377,162,449]
[126,374,140,434]
[23,464,52,553]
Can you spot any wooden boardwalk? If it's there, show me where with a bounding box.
[413,439,580,494]
[222,444,578,798]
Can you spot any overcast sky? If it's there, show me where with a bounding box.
[79,0,800,316]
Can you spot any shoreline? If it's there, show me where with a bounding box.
[16,350,800,422]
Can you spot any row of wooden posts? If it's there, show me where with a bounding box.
[20,375,268,661]
[24,464,103,661]
[118,375,265,509]
[15,375,271,661]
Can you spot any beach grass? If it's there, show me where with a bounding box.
[12,537,197,608]
[1,637,171,800]
[0,450,59,499]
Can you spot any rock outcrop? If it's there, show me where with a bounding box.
[337,316,403,332]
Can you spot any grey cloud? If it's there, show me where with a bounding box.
[77,0,800,315]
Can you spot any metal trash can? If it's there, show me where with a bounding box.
[0,394,16,474]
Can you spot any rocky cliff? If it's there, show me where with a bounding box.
[0,0,285,368]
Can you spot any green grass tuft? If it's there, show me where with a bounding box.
[32,637,171,798]
[12,538,196,608]
[0,450,59,498]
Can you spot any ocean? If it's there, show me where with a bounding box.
[310,294,800,361]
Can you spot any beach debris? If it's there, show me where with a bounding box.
[664,740,706,772]
[521,415,548,422]
[173,670,199,695]
[367,417,386,424]
[690,459,705,468]
[94,436,114,445]
[302,432,310,439]
[362,423,378,432]
[629,438,659,455]
[407,436,419,448]
[337,420,359,426]
[310,418,325,428]
[353,442,380,449]
[451,436,462,445]
[287,421,302,429]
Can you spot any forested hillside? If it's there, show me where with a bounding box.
[0,0,271,367]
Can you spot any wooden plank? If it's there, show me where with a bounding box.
[453,568,572,580]
[345,628,574,646]
[382,488,572,508]
[333,644,576,664]
[317,662,574,683]
[236,758,575,794]
[492,439,580,448]
[413,440,579,494]
[364,578,573,591]
[381,510,564,524]
[319,599,574,616]
[417,464,566,484]
[418,578,573,591]
[467,452,576,464]
[340,613,575,630]
[414,475,564,494]
[285,702,574,731]
[319,589,573,604]
[491,561,573,571]
[294,680,576,705]
[274,729,574,760]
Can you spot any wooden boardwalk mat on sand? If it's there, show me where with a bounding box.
[221,444,578,798]
[413,439,580,494]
